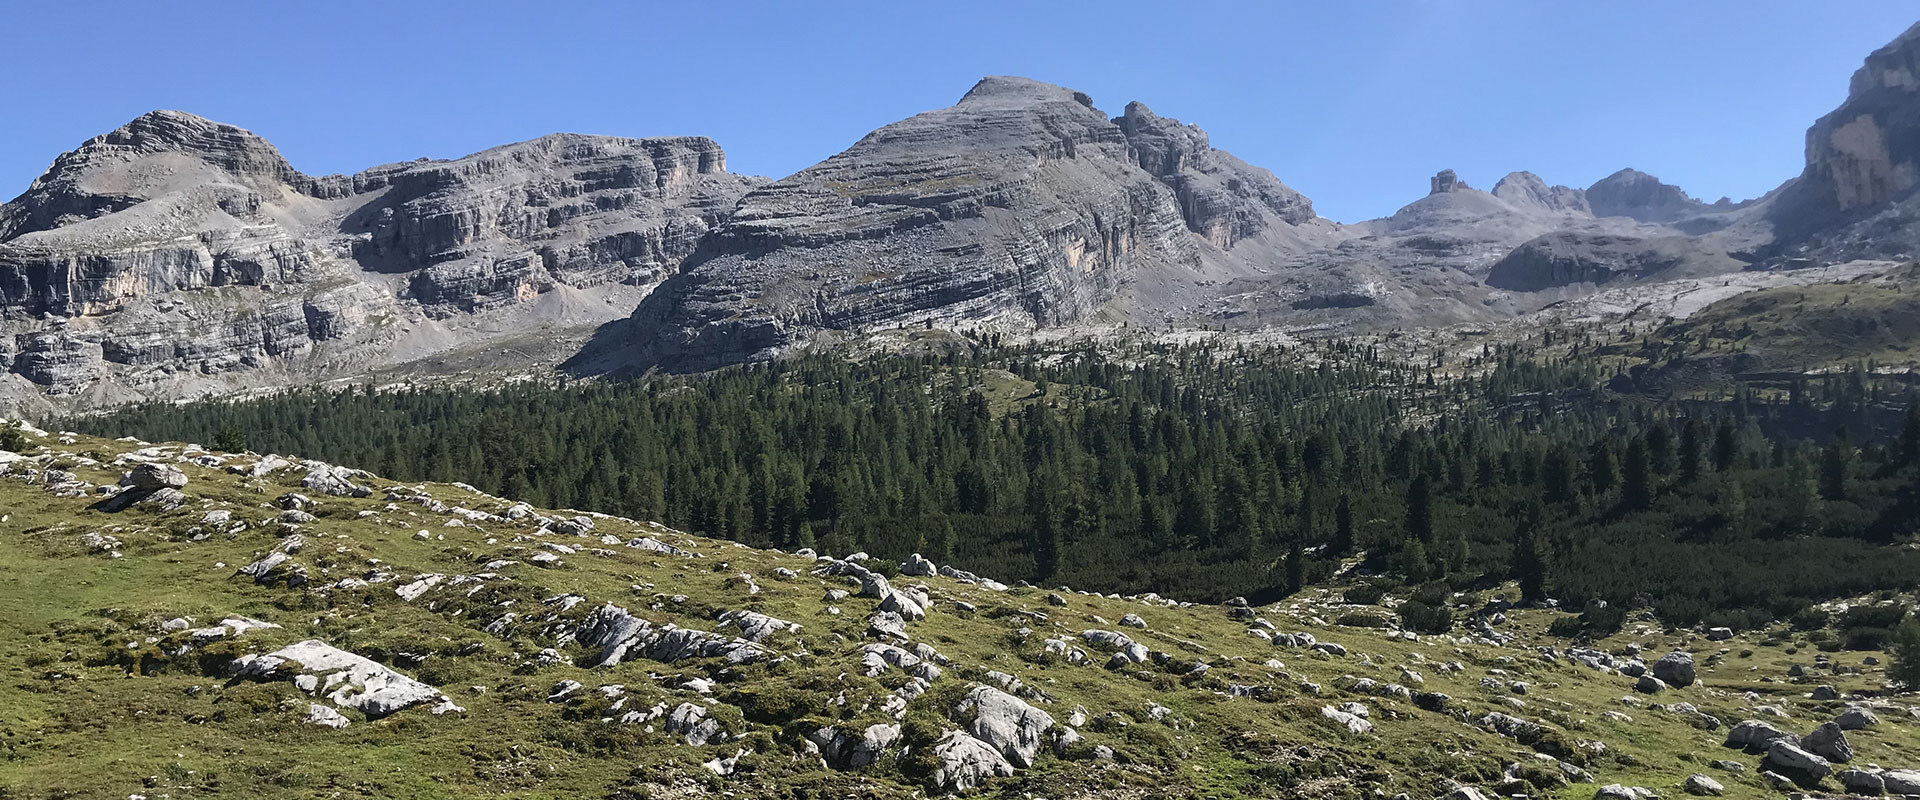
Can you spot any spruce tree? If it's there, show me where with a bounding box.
[1331,493,1355,556]
[1512,504,1546,604]
[1712,422,1739,472]
[1819,440,1851,501]
[1623,437,1652,510]
[1405,473,1434,544]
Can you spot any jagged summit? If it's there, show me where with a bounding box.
[1429,169,1469,195]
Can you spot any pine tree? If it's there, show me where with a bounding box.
[1819,440,1851,501]
[1512,503,1546,604]
[1587,440,1617,494]
[0,421,25,454]
[1542,445,1575,504]
[213,423,248,454]
[1405,473,1434,544]
[1623,437,1652,510]
[1027,479,1063,581]
[1646,422,1675,475]
[1284,542,1305,595]
[1331,493,1355,556]
[1712,422,1739,472]
[930,519,956,562]
[1678,419,1705,483]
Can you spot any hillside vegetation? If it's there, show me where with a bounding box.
[1,422,1918,799]
[69,342,1920,630]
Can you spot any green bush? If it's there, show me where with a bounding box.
[1342,583,1389,605]
[1789,606,1831,631]
[1399,600,1453,634]
[0,422,27,453]
[1337,611,1393,629]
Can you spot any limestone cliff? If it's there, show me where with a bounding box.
[0,111,761,399]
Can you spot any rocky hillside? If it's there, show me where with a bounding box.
[2,420,1917,799]
[575,77,1336,373]
[0,110,762,407]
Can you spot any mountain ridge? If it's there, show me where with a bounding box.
[8,21,1920,406]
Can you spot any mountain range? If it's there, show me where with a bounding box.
[6,22,1920,410]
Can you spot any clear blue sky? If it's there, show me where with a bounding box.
[2,2,1913,222]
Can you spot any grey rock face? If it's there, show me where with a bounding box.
[1799,721,1853,763]
[1834,707,1880,730]
[1,109,759,403]
[1430,169,1469,195]
[1682,773,1723,796]
[811,723,901,769]
[1773,22,1920,230]
[955,684,1054,769]
[1885,769,1920,795]
[1114,101,1315,245]
[1838,768,1885,794]
[588,77,1221,372]
[350,133,755,315]
[1724,719,1797,752]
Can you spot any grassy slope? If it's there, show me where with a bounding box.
[1600,264,1920,397]
[0,427,1915,800]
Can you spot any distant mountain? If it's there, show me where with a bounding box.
[575,77,1337,373]
[8,21,1920,406]
[0,110,761,404]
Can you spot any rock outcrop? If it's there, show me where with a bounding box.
[229,639,463,718]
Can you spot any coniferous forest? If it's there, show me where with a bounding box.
[68,338,1920,634]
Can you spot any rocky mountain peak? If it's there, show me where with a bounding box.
[1585,168,1704,222]
[72,110,303,189]
[1,110,306,242]
[1491,171,1590,214]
